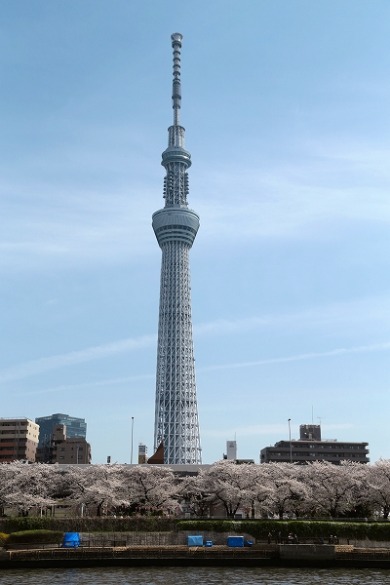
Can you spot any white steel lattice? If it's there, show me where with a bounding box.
[154,241,201,464]
[152,33,202,464]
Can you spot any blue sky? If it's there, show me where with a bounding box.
[1,1,389,464]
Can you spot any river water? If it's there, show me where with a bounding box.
[0,567,388,584]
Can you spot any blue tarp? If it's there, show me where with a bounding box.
[187,535,203,546]
[62,532,81,548]
[227,536,244,547]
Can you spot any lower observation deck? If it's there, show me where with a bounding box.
[152,207,199,246]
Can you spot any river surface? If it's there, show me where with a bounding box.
[0,566,388,584]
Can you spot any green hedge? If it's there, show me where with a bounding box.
[0,516,176,534]
[176,519,390,542]
[2,518,390,542]
[7,530,63,545]
[0,517,52,533]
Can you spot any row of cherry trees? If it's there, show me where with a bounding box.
[2,459,390,520]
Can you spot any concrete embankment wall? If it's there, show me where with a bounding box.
[280,544,339,561]
[3,541,390,569]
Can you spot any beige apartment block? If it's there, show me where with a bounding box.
[0,418,39,463]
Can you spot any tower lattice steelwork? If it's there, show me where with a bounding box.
[152,33,202,464]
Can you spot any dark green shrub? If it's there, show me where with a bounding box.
[1,517,390,543]
[0,516,176,534]
[176,519,390,542]
[0,532,9,547]
[7,530,63,545]
[0,516,52,533]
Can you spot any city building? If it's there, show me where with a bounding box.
[138,443,148,464]
[225,440,237,461]
[35,413,87,463]
[0,418,39,462]
[260,423,369,464]
[152,33,202,464]
[47,425,91,464]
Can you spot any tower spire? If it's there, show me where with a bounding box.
[162,33,191,187]
[152,34,202,464]
[171,33,182,127]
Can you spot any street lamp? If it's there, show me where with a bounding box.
[130,417,134,464]
[288,419,292,463]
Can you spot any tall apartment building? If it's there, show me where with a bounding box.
[35,413,87,462]
[260,423,369,465]
[0,418,39,463]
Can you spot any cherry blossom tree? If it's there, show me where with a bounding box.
[259,463,308,519]
[202,461,256,518]
[249,465,274,518]
[178,471,214,518]
[0,462,24,515]
[5,462,57,516]
[366,459,390,519]
[0,459,381,521]
[122,466,178,516]
[51,464,93,516]
[304,460,366,518]
[79,464,125,516]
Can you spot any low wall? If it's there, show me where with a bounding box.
[78,532,390,549]
[79,531,255,547]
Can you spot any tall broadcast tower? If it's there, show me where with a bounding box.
[152,33,202,465]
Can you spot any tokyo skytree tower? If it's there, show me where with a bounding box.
[152,33,202,464]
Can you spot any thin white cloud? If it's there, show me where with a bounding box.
[196,142,390,240]
[0,183,156,270]
[195,295,390,335]
[0,335,156,383]
[15,373,155,397]
[2,338,388,386]
[199,341,390,374]
[1,296,388,383]
[2,138,389,274]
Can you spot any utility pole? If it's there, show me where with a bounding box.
[130,417,134,464]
